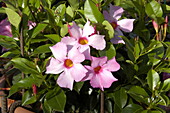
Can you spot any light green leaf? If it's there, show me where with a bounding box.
[5,8,21,28]
[84,0,104,23]
[22,90,37,105]
[102,20,114,39]
[147,69,160,91]
[145,0,163,19]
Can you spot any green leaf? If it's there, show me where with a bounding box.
[128,86,149,104]
[102,20,114,39]
[11,58,39,74]
[162,78,170,92]
[147,69,160,91]
[5,8,21,28]
[66,6,74,21]
[145,0,163,19]
[113,88,127,108]
[165,46,170,58]
[22,90,37,105]
[148,40,164,65]
[44,34,61,43]
[60,24,68,37]
[122,104,143,113]
[74,82,84,93]
[84,0,104,23]
[0,35,18,49]
[99,43,116,60]
[42,99,52,113]
[28,23,47,39]
[33,44,52,54]
[0,7,5,13]
[68,0,79,10]
[46,87,66,112]
[55,4,66,16]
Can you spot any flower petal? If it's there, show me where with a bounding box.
[90,74,103,91]
[100,69,118,88]
[57,70,74,90]
[117,19,135,32]
[50,42,67,61]
[88,34,106,50]
[83,21,95,36]
[70,64,87,82]
[103,10,113,23]
[46,57,65,74]
[91,56,107,68]
[110,35,125,44]
[61,36,76,45]
[68,21,82,39]
[109,4,124,20]
[81,66,94,81]
[103,57,120,72]
[68,46,85,63]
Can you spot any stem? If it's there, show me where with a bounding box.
[100,90,104,113]
[20,20,25,95]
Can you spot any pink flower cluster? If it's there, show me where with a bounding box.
[46,20,120,91]
[46,4,135,91]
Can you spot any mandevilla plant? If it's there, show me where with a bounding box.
[0,0,170,113]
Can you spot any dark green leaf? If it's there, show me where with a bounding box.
[84,0,104,23]
[33,44,52,54]
[0,35,18,49]
[162,78,170,92]
[147,69,160,91]
[46,87,66,112]
[113,88,127,108]
[122,104,143,113]
[28,23,47,39]
[11,58,39,74]
[22,90,37,105]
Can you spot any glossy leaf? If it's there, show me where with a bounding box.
[46,87,66,112]
[102,20,114,39]
[68,0,79,10]
[11,58,39,74]
[28,23,47,39]
[5,8,21,28]
[0,35,18,49]
[162,78,170,92]
[33,44,52,54]
[84,0,104,23]
[113,88,127,108]
[22,90,37,105]
[145,1,163,19]
[44,34,61,43]
[122,104,143,113]
[147,69,160,91]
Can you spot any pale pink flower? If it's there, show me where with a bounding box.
[82,56,120,91]
[103,4,135,44]
[28,21,36,30]
[0,18,12,37]
[61,21,106,59]
[46,42,88,90]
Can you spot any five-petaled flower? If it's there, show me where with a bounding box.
[103,4,135,44]
[61,21,106,60]
[82,56,120,91]
[46,42,88,90]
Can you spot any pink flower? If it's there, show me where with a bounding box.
[46,42,88,90]
[103,4,135,44]
[61,21,106,59]
[28,21,36,30]
[0,18,12,37]
[82,56,120,91]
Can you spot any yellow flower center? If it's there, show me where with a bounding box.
[79,37,88,45]
[94,66,101,74]
[111,22,118,29]
[64,59,73,68]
